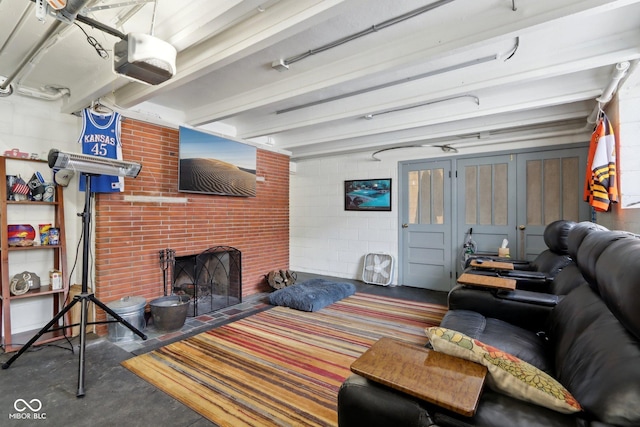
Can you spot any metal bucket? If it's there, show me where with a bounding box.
[106,296,146,342]
[149,295,190,332]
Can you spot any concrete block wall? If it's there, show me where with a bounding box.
[595,91,640,233]
[0,95,82,335]
[290,153,398,283]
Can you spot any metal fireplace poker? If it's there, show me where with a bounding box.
[159,248,175,296]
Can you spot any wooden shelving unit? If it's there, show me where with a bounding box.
[0,156,68,352]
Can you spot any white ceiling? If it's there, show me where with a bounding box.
[1,0,639,160]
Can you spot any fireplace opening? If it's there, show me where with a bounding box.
[172,246,242,317]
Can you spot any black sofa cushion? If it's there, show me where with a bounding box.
[439,309,551,373]
[550,285,640,425]
[566,221,608,259]
[576,231,632,288]
[338,375,579,427]
[549,263,587,295]
[595,238,640,340]
[542,220,576,255]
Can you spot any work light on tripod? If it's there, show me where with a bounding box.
[48,149,142,177]
[3,148,146,398]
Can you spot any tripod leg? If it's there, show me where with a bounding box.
[76,296,88,397]
[2,297,79,369]
[90,295,148,340]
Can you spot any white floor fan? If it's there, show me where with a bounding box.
[362,253,394,286]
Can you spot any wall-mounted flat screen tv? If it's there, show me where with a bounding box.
[178,126,256,197]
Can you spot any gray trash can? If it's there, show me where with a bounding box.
[106,296,146,342]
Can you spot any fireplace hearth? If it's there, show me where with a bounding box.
[172,246,242,317]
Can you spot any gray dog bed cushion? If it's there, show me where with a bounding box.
[268,278,356,312]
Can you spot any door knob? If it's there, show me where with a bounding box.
[402,224,409,228]
[518,225,526,230]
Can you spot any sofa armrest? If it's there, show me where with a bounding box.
[447,285,555,332]
[495,289,560,306]
[339,374,582,427]
[499,270,548,281]
[338,374,436,427]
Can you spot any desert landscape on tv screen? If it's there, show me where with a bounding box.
[179,127,257,197]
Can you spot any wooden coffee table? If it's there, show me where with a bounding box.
[350,337,487,417]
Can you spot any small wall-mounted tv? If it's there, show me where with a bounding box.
[178,126,256,197]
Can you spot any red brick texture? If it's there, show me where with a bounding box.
[92,119,289,334]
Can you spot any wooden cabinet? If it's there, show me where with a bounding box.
[0,156,68,352]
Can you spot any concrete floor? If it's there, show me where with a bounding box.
[0,274,447,427]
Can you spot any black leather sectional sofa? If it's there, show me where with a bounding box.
[338,222,640,427]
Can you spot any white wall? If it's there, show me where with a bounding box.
[0,94,82,334]
[594,83,640,233]
[290,152,399,283]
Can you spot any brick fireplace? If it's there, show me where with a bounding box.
[91,119,290,334]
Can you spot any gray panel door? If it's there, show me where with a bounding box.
[455,155,517,274]
[515,148,590,260]
[399,160,452,291]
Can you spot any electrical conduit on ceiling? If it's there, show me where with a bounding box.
[0,0,94,95]
[369,61,633,159]
[0,2,33,57]
[0,19,64,96]
[0,0,118,99]
[272,0,457,70]
[586,61,631,124]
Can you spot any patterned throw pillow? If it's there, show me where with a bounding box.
[425,327,582,414]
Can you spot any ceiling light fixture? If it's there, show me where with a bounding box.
[271,0,456,71]
[363,94,479,120]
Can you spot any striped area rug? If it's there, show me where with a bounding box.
[122,292,447,427]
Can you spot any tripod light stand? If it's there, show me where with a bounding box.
[2,149,146,397]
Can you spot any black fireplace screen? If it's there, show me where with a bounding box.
[172,246,242,317]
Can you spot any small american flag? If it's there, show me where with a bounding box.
[12,177,30,195]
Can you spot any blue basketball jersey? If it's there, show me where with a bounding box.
[78,108,124,193]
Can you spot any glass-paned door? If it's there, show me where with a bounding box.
[400,160,452,291]
[455,155,517,274]
[516,148,590,259]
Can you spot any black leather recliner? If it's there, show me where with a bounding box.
[338,228,640,427]
[548,221,608,295]
[465,220,577,292]
[449,221,611,330]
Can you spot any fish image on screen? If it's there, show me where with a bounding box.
[179,127,257,197]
